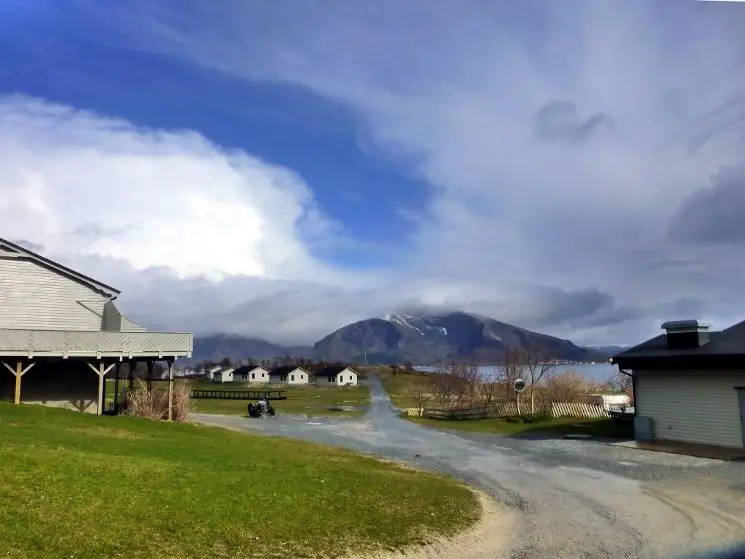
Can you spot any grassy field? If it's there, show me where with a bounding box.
[405,414,634,438]
[193,385,371,418]
[0,402,480,559]
[105,379,371,418]
[376,368,437,409]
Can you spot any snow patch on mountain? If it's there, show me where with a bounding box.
[381,312,450,338]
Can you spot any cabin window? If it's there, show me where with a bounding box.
[251,373,255,379]
[291,375,295,381]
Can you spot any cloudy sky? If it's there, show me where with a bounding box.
[2,0,745,346]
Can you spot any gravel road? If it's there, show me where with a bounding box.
[192,375,745,559]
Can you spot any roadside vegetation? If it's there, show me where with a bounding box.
[377,365,438,408]
[0,402,479,559]
[406,414,634,438]
[382,344,634,439]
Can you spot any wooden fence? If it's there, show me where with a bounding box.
[191,390,287,401]
[549,402,608,418]
[407,401,608,420]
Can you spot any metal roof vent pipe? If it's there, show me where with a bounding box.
[661,320,711,350]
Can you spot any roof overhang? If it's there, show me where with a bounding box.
[0,329,192,360]
[611,353,745,370]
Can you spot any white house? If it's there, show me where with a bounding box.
[317,366,358,386]
[213,368,234,383]
[269,366,310,385]
[206,365,221,381]
[233,365,270,383]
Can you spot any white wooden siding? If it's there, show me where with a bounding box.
[248,367,270,383]
[0,258,107,330]
[336,369,358,386]
[635,370,745,448]
[287,368,309,385]
[121,317,147,332]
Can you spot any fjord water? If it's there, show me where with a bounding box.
[418,362,619,383]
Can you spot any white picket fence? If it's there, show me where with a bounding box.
[406,401,608,419]
[549,402,608,419]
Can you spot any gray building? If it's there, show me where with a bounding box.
[611,319,745,450]
[0,237,193,415]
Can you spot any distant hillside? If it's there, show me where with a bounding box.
[312,311,607,364]
[190,334,311,364]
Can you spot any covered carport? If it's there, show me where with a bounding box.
[0,328,192,417]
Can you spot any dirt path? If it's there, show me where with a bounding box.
[192,376,745,558]
[350,490,517,559]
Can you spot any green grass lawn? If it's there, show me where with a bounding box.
[106,380,372,418]
[405,414,634,439]
[377,368,437,409]
[193,385,371,418]
[0,402,480,559]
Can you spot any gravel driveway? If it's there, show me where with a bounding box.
[192,375,745,559]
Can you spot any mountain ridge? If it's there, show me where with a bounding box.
[187,311,616,365]
[311,311,608,364]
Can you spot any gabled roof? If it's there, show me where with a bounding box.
[317,365,356,377]
[270,365,310,376]
[611,318,745,370]
[0,237,120,297]
[234,365,270,375]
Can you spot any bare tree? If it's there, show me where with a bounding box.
[524,342,555,414]
[498,347,526,407]
[606,369,634,405]
[432,365,461,409]
[408,383,428,415]
[544,370,593,403]
[445,362,480,404]
[479,366,500,411]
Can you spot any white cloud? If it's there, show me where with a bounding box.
[7,1,745,346]
[0,95,343,283]
[89,0,745,344]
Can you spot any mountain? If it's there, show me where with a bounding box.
[312,311,606,364]
[190,334,311,364]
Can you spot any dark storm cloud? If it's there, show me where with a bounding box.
[667,165,745,245]
[533,100,613,145]
[518,286,644,330]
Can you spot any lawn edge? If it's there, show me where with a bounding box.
[348,489,514,559]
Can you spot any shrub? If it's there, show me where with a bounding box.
[125,380,191,422]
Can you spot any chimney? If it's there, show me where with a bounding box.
[661,320,711,350]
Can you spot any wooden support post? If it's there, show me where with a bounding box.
[2,360,35,405]
[167,359,174,421]
[128,361,135,392]
[14,360,22,405]
[113,362,121,414]
[87,361,115,416]
[146,361,154,392]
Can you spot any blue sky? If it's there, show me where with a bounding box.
[0,0,428,269]
[1,0,745,345]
